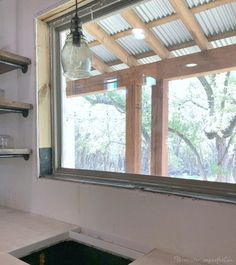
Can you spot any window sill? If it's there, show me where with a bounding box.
[40,171,236,205]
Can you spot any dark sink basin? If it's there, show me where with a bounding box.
[20,240,132,265]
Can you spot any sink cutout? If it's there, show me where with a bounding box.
[20,240,132,265]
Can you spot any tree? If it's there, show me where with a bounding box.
[169,72,236,182]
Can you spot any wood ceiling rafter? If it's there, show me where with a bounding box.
[169,0,213,50]
[87,0,236,49]
[92,54,111,73]
[122,9,170,59]
[84,22,139,67]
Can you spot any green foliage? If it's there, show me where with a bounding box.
[210,162,231,179]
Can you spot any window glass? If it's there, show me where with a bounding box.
[168,72,236,183]
[140,77,155,175]
[61,85,126,172]
[59,28,236,184]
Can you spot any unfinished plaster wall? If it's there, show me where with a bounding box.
[0,0,235,263]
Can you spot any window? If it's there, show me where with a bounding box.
[40,0,236,202]
[58,49,236,185]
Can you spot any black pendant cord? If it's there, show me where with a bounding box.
[75,0,78,18]
[71,0,82,46]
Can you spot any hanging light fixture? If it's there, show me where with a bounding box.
[61,0,92,80]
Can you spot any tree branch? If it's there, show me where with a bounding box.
[85,96,125,114]
[221,72,231,110]
[204,130,218,140]
[182,99,208,111]
[198,76,215,116]
[169,127,207,180]
[219,133,235,165]
[222,115,236,138]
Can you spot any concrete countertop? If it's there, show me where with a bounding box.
[0,206,77,265]
[0,206,208,265]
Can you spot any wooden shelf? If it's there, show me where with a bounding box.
[0,49,31,74]
[0,148,32,160]
[0,99,33,117]
[0,50,32,161]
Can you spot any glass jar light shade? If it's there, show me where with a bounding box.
[61,34,92,80]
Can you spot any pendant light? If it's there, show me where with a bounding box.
[61,0,92,80]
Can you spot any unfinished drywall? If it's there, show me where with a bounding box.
[0,0,235,263]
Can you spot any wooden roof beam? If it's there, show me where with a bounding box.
[122,9,170,59]
[84,23,139,67]
[72,44,236,85]
[92,55,111,73]
[169,0,213,50]
[123,10,171,59]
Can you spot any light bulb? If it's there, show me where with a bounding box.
[185,63,198,68]
[132,28,145,40]
[61,34,92,80]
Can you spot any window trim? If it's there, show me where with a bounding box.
[45,169,236,204]
[40,0,236,205]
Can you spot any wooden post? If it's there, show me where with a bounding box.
[151,79,168,176]
[125,75,142,174]
[36,19,52,149]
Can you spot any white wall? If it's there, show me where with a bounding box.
[0,0,236,263]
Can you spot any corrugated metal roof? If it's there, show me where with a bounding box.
[83,0,236,70]
[116,35,151,55]
[138,55,161,65]
[111,63,129,71]
[98,14,131,35]
[171,45,201,57]
[83,29,96,43]
[91,45,118,63]
[152,19,193,47]
[211,36,236,48]
[186,0,213,9]
[135,0,175,23]
[195,3,236,36]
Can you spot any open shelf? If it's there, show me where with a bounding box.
[0,49,31,74]
[0,50,32,161]
[0,148,32,160]
[0,99,33,117]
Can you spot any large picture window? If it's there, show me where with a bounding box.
[42,0,236,202]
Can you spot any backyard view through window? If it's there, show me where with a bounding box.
[61,71,236,184]
[60,32,235,184]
